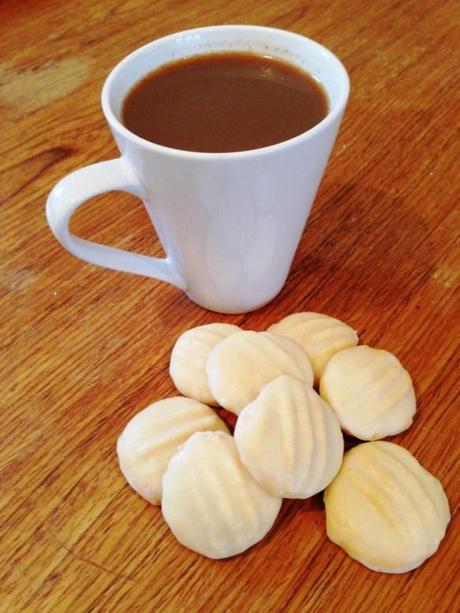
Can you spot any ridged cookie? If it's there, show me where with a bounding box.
[320,345,416,440]
[324,441,450,573]
[170,323,240,405]
[162,431,282,559]
[235,375,344,498]
[206,330,314,414]
[117,397,228,504]
[269,312,358,381]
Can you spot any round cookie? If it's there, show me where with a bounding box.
[117,397,228,504]
[234,375,344,498]
[162,431,282,559]
[206,330,314,415]
[169,323,240,405]
[324,441,450,573]
[269,312,358,382]
[320,345,416,440]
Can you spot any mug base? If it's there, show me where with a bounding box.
[185,288,283,314]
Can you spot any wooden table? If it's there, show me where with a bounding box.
[2,0,459,610]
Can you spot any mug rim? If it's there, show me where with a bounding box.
[101,24,350,159]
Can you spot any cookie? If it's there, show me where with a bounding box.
[206,330,313,414]
[320,345,416,440]
[162,431,282,559]
[324,441,450,573]
[170,323,240,404]
[235,375,344,498]
[117,397,228,504]
[269,312,358,382]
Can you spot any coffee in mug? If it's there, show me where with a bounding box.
[121,52,328,153]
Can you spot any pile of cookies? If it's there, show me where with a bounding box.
[117,312,450,572]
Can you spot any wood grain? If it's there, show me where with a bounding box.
[1,0,459,610]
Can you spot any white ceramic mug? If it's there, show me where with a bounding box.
[46,25,349,313]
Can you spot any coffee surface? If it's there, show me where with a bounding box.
[121,52,328,152]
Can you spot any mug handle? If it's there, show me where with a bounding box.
[46,157,186,290]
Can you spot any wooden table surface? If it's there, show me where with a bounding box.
[1,0,459,611]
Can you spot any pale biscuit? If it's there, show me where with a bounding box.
[170,323,240,405]
[235,375,344,498]
[206,330,314,415]
[320,345,416,440]
[269,312,358,381]
[162,431,282,559]
[117,397,228,504]
[324,441,450,573]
